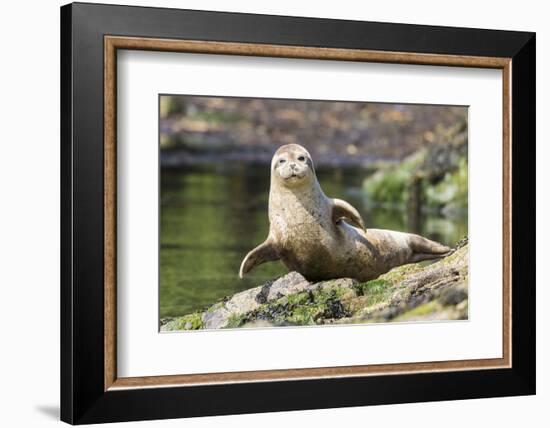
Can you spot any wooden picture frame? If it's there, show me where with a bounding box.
[61,2,535,424]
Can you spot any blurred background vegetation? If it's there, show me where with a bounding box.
[160,95,468,319]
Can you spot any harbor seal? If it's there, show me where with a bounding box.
[239,144,451,282]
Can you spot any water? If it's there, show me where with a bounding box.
[160,164,467,318]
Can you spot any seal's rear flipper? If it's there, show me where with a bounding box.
[408,234,451,263]
[409,252,449,263]
[239,239,280,278]
[331,198,366,232]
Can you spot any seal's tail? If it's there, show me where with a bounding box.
[408,234,451,263]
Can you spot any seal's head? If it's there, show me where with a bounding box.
[271,144,315,188]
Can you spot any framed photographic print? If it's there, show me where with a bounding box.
[60,2,535,424]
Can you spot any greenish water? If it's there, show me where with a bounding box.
[160,164,467,318]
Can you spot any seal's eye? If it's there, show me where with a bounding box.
[279,158,286,164]
[298,156,306,162]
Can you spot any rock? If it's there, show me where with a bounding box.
[201,272,311,329]
[202,305,231,330]
[161,242,469,331]
[240,319,278,329]
[439,284,468,306]
[257,272,310,303]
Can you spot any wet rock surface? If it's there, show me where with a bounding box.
[161,240,468,331]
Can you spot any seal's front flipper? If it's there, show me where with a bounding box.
[331,198,366,232]
[239,239,280,278]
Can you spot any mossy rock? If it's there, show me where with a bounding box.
[363,150,426,205]
[362,122,468,214]
[161,241,469,331]
[162,312,204,331]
